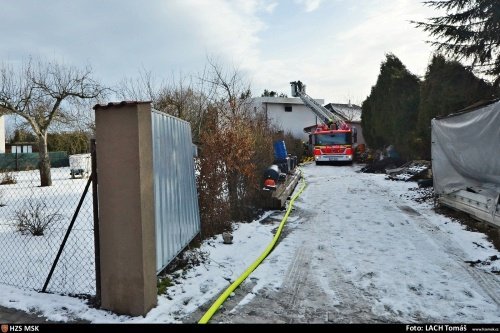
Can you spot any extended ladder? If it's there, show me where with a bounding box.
[290,81,346,129]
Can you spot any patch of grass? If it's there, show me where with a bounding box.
[157,277,173,295]
[157,236,209,277]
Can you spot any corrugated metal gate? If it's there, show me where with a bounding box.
[152,110,201,273]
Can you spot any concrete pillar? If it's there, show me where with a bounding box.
[93,101,157,316]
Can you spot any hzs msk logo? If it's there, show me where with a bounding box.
[1,324,8,333]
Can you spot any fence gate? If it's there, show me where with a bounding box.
[151,110,201,273]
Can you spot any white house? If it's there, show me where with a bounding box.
[324,103,366,147]
[0,116,5,153]
[253,97,324,141]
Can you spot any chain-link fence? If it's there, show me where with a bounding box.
[0,153,96,296]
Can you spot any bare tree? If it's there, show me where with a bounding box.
[116,58,277,233]
[200,56,253,125]
[196,57,262,219]
[0,58,106,186]
[116,68,159,105]
[117,70,209,142]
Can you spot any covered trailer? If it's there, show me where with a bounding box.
[432,99,500,227]
[69,153,91,178]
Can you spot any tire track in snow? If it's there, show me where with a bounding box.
[287,189,388,323]
[460,265,500,306]
[312,169,500,322]
[280,244,309,316]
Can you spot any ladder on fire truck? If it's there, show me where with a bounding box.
[290,81,347,131]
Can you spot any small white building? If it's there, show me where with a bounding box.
[0,116,5,154]
[253,97,324,141]
[324,103,366,147]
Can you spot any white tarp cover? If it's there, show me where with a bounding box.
[431,100,500,196]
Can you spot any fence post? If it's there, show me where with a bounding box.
[90,139,101,307]
[93,101,157,316]
[42,176,93,292]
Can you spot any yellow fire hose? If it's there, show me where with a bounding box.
[198,170,307,324]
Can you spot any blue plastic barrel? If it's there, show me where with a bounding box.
[273,140,288,160]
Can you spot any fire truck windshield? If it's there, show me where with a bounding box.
[314,133,351,145]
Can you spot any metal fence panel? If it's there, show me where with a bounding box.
[152,110,201,272]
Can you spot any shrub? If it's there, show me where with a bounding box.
[14,200,63,236]
[157,277,173,295]
[0,171,17,185]
[47,131,90,155]
[283,131,306,163]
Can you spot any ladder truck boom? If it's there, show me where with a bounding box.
[290,80,356,165]
[290,81,347,129]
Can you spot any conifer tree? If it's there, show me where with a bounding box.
[415,54,493,159]
[414,0,500,86]
[361,54,420,160]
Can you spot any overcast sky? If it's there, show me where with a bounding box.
[1,0,438,105]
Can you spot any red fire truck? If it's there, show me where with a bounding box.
[290,81,357,165]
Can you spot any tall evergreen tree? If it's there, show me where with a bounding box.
[415,54,494,159]
[414,0,500,86]
[361,54,420,159]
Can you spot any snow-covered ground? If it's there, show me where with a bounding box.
[214,164,500,323]
[0,163,499,323]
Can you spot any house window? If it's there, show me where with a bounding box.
[11,145,32,153]
[284,106,292,112]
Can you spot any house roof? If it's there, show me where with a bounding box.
[324,103,362,122]
[253,97,325,106]
[93,101,152,110]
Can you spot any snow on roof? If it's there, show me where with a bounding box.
[325,103,362,122]
[253,97,325,106]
